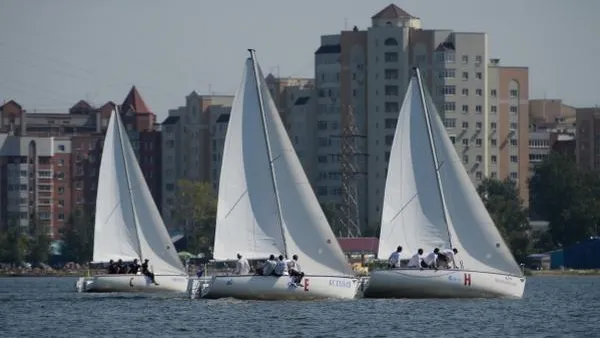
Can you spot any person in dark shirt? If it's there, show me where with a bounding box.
[141,259,159,285]
[107,259,118,274]
[117,259,127,274]
[128,259,140,274]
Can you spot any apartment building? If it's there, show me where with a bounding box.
[0,86,162,237]
[313,4,531,230]
[160,93,233,228]
[575,106,600,170]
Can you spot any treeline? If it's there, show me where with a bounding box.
[479,152,600,262]
[0,210,93,265]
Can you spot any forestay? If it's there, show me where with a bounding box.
[213,58,286,261]
[378,79,451,259]
[93,110,141,263]
[93,110,185,276]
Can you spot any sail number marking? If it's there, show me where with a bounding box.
[464,273,472,286]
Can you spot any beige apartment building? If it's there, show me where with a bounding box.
[313,4,530,230]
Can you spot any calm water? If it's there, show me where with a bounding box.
[0,276,598,337]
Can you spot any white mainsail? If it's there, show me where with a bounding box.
[378,68,522,276]
[214,51,353,276]
[93,109,186,276]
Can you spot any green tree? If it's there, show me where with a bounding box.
[60,209,94,263]
[529,152,599,247]
[27,213,51,264]
[174,180,217,256]
[477,178,531,262]
[1,227,28,264]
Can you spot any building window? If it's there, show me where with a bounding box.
[444,102,456,112]
[449,135,456,144]
[511,139,518,146]
[58,200,64,208]
[475,55,482,64]
[440,69,456,78]
[439,85,456,96]
[476,122,482,129]
[385,135,394,146]
[491,105,497,113]
[475,105,482,113]
[317,156,327,163]
[385,85,399,96]
[491,122,497,129]
[476,139,482,147]
[476,155,482,162]
[510,122,518,130]
[385,118,397,129]
[444,118,456,128]
[462,138,469,146]
[385,151,391,162]
[510,172,518,179]
[384,52,398,63]
[475,89,482,96]
[491,171,497,178]
[384,69,398,79]
[462,121,469,129]
[385,102,399,113]
[461,55,468,64]
[476,72,482,79]
[491,155,497,164]
[462,105,469,113]
[462,72,469,80]
[461,88,469,96]
[58,144,65,151]
[476,171,482,180]
[511,155,518,163]
[317,121,328,130]
[510,105,518,113]
[490,89,497,97]
[463,154,469,163]
[510,89,518,97]
[491,139,497,146]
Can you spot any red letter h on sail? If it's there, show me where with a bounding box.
[464,273,471,286]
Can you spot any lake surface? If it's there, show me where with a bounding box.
[0,276,597,337]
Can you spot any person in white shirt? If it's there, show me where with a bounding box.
[438,248,458,269]
[287,254,304,285]
[258,254,277,276]
[407,248,426,269]
[388,246,403,268]
[233,253,250,275]
[273,255,289,276]
[423,248,440,270]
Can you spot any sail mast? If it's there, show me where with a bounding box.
[413,67,454,248]
[114,106,144,261]
[247,49,288,257]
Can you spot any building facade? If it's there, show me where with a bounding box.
[312,4,531,231]
[0,86,162,238]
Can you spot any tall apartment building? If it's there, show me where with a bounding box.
[575,106,600,170]
[313,4,530,230]
[160,93,233,228]
[0,86,162,237]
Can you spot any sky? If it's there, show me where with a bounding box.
[0,0,598,120]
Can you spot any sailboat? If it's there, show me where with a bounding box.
[193,49,359,300]
[76,108,189,293]
[363,67,526,299]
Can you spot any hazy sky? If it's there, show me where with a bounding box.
[1,0,598,120]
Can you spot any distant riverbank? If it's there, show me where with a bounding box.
[0,269,103,277]
[525,269,600,276]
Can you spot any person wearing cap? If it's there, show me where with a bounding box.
[233,253,250,275]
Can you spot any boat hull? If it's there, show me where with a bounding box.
[193,275,361,300]
[76,274,189,293]
[363,269,526,299]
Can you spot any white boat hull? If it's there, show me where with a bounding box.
[363,269,526,299]
[192,275,361,300]
[76,274,189,293]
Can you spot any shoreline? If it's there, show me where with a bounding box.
[525,269,600,276]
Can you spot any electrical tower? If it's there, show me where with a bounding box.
[332,105,367,237]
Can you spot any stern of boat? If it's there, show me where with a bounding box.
[189,276,214,299]
[76,277,95,293]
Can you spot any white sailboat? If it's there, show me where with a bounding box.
[363,67,526,299]
[194,49,359,300]
[76,108,188,293]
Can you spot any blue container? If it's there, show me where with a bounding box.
[562,238,600,269]
[549,249,564,269]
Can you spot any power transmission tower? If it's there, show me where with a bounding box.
[332,105,366,237]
